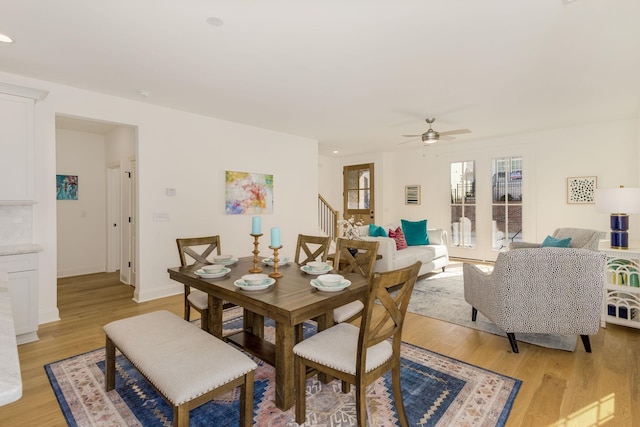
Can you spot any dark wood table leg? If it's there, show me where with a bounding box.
[209,295,223,339]
[275,321,295,410]
[243,311,265,339]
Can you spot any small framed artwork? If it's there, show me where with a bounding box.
[567,176,597,204]
[56,174,78,200]
[405,185,421,205]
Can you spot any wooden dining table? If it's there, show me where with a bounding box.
[167,256,368,410]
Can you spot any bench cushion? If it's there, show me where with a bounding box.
[103,310,256,406]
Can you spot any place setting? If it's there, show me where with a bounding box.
[261,255,291,268]
[310,273,351,292]
[211,254,239,266]
[300,261,332,275]
[233,273,276,291]
[193,264,232,279]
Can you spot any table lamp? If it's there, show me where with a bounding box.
[595,185,640,249]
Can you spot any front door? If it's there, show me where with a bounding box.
[343,163,375,225]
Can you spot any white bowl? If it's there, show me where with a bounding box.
[242,273,269,286]
[202,264,224,273]
[214,254,233,261]
[307,261,329,271]
[317,274,344,287]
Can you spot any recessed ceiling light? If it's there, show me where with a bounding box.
[332,150,339,154]
[0,33,14,43]
[206,17,224,27]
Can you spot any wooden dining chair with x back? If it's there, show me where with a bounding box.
[294,234,331,266]
[176,235,222,332]
[293,261,421,427]
[331,238,380,324]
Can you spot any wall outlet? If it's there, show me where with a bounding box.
[152,213,170,221]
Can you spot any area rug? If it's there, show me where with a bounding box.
[411,264,578,351]
[45,309,521,426]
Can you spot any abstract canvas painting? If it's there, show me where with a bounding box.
[225,171,274,214]
[567,176,596,204]
[56,174,78,200]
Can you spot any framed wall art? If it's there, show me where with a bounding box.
[567,176,597,204]
[225,170,274,214]
[56,174,78,200]
[405,185,421,205]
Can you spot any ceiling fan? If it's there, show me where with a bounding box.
[401,118,471,144]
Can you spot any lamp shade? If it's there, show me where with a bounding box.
[595,187,640,214]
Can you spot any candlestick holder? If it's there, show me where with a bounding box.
[249,233,263,273]
[268,245,284,278]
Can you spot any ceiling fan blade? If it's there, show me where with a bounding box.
[439,128,471,136]
[439,135,455,141]
[397,137,420,145]
[401,134,422,138]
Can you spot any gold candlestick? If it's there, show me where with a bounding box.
[268,245,284,278]
[249,233,263,273]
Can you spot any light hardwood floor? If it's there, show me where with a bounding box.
[0,270,638,426]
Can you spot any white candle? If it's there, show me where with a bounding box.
[270,227,281,247]
[252,216,261,234]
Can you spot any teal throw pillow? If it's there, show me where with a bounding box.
[369,224,388,237]
[540,235,572,248]
[401,219,430,246]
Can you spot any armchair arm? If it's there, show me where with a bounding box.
[463,263,499,318]
[509,241,541,249]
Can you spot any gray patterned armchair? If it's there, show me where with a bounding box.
[509,227,605,251]
[463,248,606,353]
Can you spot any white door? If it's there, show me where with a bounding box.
[129,159,137,287]
[106,165,121,272]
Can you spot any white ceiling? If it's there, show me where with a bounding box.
[1,0,639,156]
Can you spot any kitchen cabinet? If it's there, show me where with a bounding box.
[0,252,39,344]
[0,82,47,201]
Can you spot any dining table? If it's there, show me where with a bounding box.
[167,256,368,410]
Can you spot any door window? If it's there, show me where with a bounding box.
[491,157,522,250]
[450,161,475,248]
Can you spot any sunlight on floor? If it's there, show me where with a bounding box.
[549,394,615,427]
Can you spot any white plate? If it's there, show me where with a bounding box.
[300,265,332,275]
[213,257,239,266]
[262,258,290,267]
[310,279,351,292]
[234,277,276,291]
[194,267,231,278]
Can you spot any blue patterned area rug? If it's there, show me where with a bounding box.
[45,309,521,426]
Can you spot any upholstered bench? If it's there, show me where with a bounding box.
[103,310,257,427]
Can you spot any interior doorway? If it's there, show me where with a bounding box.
[55,115,137,287]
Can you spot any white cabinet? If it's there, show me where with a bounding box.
[0,253,39,344]
[0,82,47,202]
[0,93,36,201]
[599,241,640,329]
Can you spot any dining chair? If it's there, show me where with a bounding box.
[176,235,222,332]
[331,238,379,324]
[294,234,331,266]
[293,261,421,427]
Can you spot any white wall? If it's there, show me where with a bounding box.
[321,118,640,255]
[0,71,318,324]
[55,128,107,277]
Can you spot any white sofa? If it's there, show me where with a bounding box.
[357,226,449,277]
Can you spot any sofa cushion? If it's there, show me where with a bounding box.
[368,223,388,237]
[388,227,408,250]
[401,219,430,246]
[541,235,572,248]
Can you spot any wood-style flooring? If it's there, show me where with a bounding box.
[0,270,638,426]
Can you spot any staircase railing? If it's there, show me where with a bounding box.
[318,194,338,240]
